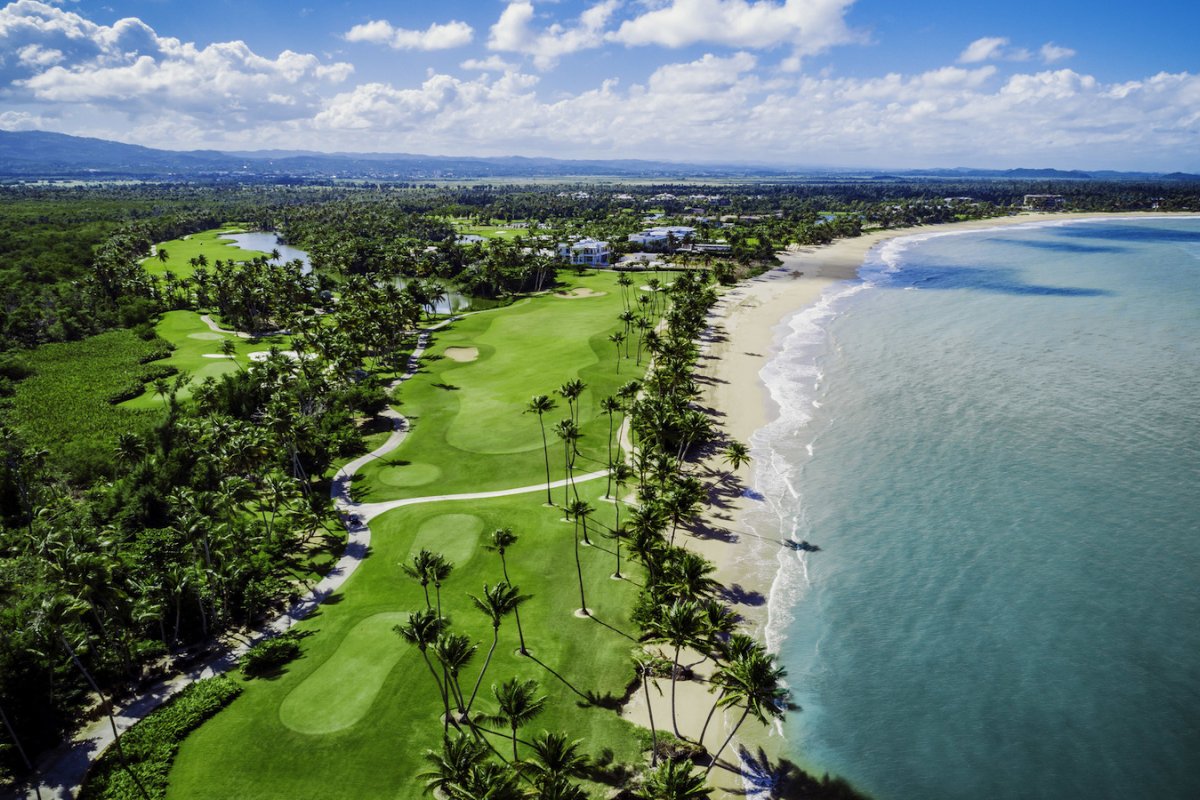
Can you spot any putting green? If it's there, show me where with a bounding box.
[187,332,224,341]
[406,513,484,567]
[375,462,442,489]
[278,611,411,735]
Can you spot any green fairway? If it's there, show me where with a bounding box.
[120,311,289,408]
[143,227,269,278]
[167,483,646,800]
[355,270,639,502]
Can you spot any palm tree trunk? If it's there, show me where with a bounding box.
[643,669,659,767]
[465,628,499,716]
[699,687,728,746]
[62,635,152,800]
[562,439,572,507]
[419,648,452,732]
[511,723,520,761]
[705,705,750,776]
[671,644,684,738]
[605,413,615,497]
[538,416,553,505]
[573,525,589,616]
[501,556,529,655]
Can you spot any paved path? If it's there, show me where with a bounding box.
[15,323,608,800]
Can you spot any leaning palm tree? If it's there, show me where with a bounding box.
[719,441,750,483]
[557,379,586,423]
[485,528,529,655]
[566,499,594,546]
[395,608,452,730]
[464,581,529,717]
[608,331,627,373]
[698,633,761,746]
[564,500,593,617]
[704,649,789,776]
[526,394,558,505]
[480,678,547,761]
[430,554,455,617]
[402,548,441,609]
[638,759,711,800]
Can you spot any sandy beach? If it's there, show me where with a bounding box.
[620,210,1199,797]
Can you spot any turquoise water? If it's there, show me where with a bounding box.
[749,218,1200,799]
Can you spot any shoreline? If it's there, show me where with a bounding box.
[682,210,1200,796]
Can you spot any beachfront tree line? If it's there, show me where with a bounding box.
[391,271,860,799]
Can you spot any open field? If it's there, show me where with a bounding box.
[354,270,639,502]
[167,482,646,800]
[143,227,268,278]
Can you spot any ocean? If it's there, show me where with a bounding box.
[745,217,1200,799]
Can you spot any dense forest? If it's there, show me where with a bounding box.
[1,178,1195,792]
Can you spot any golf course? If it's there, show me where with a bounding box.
[163,268,652,798]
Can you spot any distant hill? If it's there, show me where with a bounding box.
[0,130,1195,182]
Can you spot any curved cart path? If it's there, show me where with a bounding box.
[18,326,608,800]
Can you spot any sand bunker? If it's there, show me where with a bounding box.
[188,332,224,340]
[444,346,479,362]
[202,354,235,359]
[556,287,606,299]
[247,350,314,362]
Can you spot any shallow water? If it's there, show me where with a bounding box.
[223,231,312,274]
[750,218,1200,799]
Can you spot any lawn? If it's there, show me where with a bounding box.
[143,227,269,278]
[121,311,290,408]
[354,270,641,502]
[167,483,646,800]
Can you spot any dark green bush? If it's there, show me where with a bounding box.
[240,633,303,677]
[107,382,146,405]
[138,364,178,383]
[78,676,242,800]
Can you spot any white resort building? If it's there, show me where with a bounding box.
[557,238,610,266]
[627,226,696,247]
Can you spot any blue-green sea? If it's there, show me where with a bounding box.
[745,218,1200,799]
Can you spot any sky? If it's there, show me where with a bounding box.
[0,0,1197,170]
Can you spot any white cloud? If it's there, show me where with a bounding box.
[344,19,473,51]
[460,55,516,72]
[488,0,619,70]
[1040,42,1076,63]
[956,36,1034,63]
[1,0,352,123]
[609,0,859,54]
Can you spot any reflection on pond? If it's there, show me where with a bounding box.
[391,276,474,314]
[223,231,312,275]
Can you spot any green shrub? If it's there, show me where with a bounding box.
[78,676,242,800]
[240,633,303,677]
[107,382,146,405]
[138,364,178,383]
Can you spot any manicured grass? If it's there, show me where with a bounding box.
[167,483,645,800]
[9,329,164,478]
[354,270,640,502]
[143,227,268,278]
[120,311,288,408]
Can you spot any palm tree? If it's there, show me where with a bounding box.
[557,379,586,423]
[156,246,169,264]
[465,581,529,717]
[485,528,529,655]
[601,395,623,496]
[430,554,454,617]
[482,678,547,761]
[419,733,489,797]
[525,395,558,505]
[552,418,581,507]
[395,608,452,730]
[432,632,477,717]
[519,731,590,787]
[662,550,718,600]
[608,331,626,373]
[566,499,594,546]
[528,775,588,800]
[638,759,711,800]
[704,649,788,776]
[563,499,593,617]
[403,549,441,609]
[697,634,760,746]
[634,651,661,767]
[654,599,706,739]
[719,440,750,482]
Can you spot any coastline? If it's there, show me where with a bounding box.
[679,210,1200,796]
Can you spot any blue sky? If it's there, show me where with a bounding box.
[1,0,1197,169]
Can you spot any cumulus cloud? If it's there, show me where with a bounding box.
[1,0,352,122]
[344,19,473,51]
[957,36,1031,63]
[609,0,859,54]
[460,55,517,72]
[488,0,619,70]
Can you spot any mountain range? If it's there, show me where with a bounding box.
[2,130,1198,183]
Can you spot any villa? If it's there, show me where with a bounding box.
[557,238,610,266]
[627,225,696,248]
